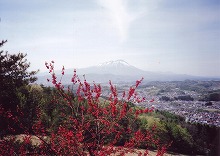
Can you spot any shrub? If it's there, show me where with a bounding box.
[0,61,169,155]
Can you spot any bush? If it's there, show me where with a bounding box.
[0,60,169,155]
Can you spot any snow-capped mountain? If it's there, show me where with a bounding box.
[98,60,131,67]
[64,60,146,76]
[95,60,143,75]
[37,60,204,84]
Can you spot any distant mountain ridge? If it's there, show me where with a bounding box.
[69,60,146,76]
[36,60,214,85]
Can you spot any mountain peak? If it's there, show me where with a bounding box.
[98,60,131,67]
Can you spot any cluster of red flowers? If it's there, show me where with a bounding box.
[0,61,169,155]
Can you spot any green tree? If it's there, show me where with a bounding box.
[165,122,193,154]
[209,92,220,101]
[0,40,38,134]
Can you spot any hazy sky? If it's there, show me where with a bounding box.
[0,0,220,77]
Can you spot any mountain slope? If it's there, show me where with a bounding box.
[37,60,206,85]
[65,60,146,76]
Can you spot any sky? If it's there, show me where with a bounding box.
[0,0,220,77]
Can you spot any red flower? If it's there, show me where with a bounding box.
[150,98,154,102]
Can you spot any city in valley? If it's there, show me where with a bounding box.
[39,60,220,128]
[99,80,220,127]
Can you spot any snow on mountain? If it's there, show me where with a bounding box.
[98,60,131,68]
[37,60,205,84]
[62,60,145,76]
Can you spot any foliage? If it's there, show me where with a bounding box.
[0,40,38,134]
[0,60,169,155]
[145,110,220,155]
[208,92,220,101]
[184,123,220,155]
[174,95,194,101]
[159,96,171,101]
[138,111,193,154]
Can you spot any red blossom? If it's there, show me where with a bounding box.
[150,98,155,102]
[61,65,65,75]
[0,61,168,156]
